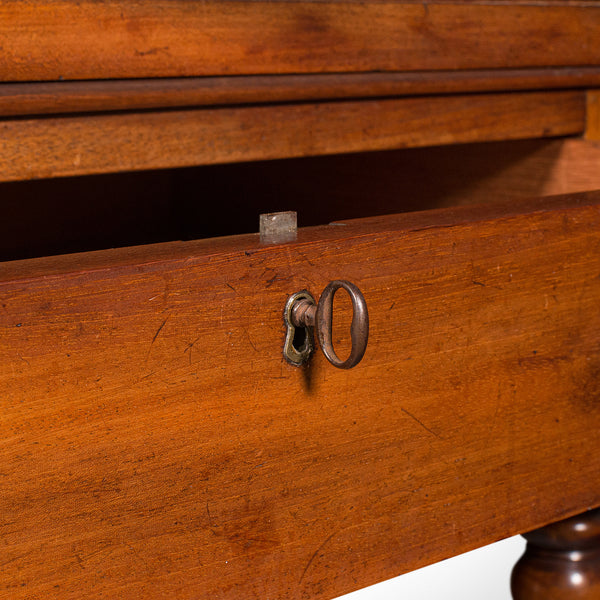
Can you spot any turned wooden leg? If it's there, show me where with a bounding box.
[511,508,600,599]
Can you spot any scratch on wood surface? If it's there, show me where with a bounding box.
[145,316,170,364]
[401,407,441,439]
[245,328,258,352]
[295,249,317,268]
[206,500,213,527]
[151,317,169,346]
[298,522,364,585]
[0,553,32,570]
[134,46,170,57]
[183,337,200,365]
[299,529,338,585]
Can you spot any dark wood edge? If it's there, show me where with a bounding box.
[1,190,599,284]
[2,68,600,118]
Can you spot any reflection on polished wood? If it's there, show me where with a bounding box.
[511,508,600,599]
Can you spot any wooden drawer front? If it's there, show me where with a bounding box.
[1,194,599,599]
[3,2,600,81]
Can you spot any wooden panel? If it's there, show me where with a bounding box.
[1,68,600,118]
[3,2,600,81]
[1,193,600,599]
[587,90,600,141]
[0,90,585,182]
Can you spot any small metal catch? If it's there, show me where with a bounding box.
[259,211,297,244]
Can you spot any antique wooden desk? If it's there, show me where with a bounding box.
[1,2,599,598]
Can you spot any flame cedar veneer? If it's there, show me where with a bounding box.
[1,194,600,599]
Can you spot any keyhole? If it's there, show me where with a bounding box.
[292,324,308,354]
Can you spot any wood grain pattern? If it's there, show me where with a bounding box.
[1,68,600,118]
[1,193,600,599]
[0,90,585,182]
[586,90,600,141]
[3,1,600,81]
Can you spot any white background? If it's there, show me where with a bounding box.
[336,535,526,600]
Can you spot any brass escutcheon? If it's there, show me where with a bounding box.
[283,280,369,369]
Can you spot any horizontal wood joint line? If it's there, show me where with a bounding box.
[1,68,600,118]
